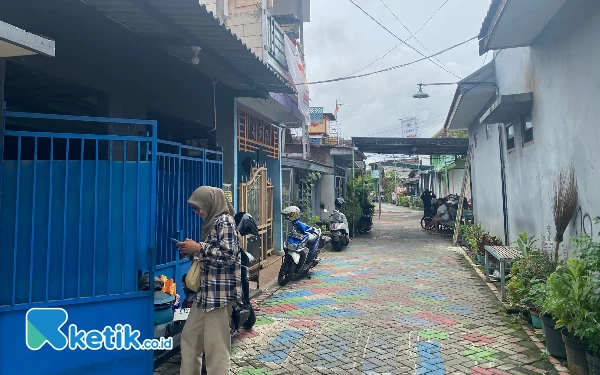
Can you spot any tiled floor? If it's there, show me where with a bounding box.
[156,206,557,375]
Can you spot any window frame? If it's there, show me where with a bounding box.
[522,112,534,146]
[506,123,515,151]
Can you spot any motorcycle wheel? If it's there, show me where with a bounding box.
[277,255,297,286]
[332,241,342,252]
[243,308,256,330]
[421,216,433,230]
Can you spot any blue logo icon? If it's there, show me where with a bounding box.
[26,308,69,350]
[25,307,173,351]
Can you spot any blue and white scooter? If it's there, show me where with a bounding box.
[278,206,322,286]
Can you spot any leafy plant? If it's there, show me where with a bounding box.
[477,233,503,255]
[506,248,555,310]
[342,175,375,233]
[513,232,538,257]
[543,258,593,341]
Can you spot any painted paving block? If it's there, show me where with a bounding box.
[256,330,306,363]
[417,341,446,375]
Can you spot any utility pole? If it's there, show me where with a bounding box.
[351,144,356,238]
[378,162,382,219]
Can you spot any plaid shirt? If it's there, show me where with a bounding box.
[192,214,242,312]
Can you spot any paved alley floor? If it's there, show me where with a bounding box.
[159,205,556,375]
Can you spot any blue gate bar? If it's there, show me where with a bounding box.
[108,140,112,295]
[78,139,84,298]
[46,138,54,302]
[62,138,69,300]
[29,137,38,304]
[11,136,20,305]
[122,140,127,295]
[93,139,98,298]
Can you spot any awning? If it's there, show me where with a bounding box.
[478,0,566,55]
[281,157,334,174]
[444,61,497,131]
[82,0,295,96]
[480,93,533,125]
[237,95,305,125]
[352,137,469,156]
[0,20,55,57]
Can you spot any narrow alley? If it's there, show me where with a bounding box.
[159,206,556,375]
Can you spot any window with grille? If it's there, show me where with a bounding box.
[506,123,515,151]
[522,112,533,145]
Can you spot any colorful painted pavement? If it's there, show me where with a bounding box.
[158,206,556,375]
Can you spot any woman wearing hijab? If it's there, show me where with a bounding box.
[177,186,241,375]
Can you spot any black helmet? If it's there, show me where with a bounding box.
[334,197,346,209]
[234,212,259,237]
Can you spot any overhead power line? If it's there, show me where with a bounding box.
[378,0,461,79]
[347,0,460,79]
[414,0,451,36]
[341,0,453,78]
[303,36,477,85]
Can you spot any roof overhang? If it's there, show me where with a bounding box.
[0,20,55,58]
[444,61,497,131]
[478,0,566,55]
[352,137,469,156]
[237,95,305,125]
[480,93,533,124]
[281,157,334,174]
[82,0,294,96]
[330,147,366,162]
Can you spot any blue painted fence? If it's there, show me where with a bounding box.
[155,140,223,297]
[0,111,223,375]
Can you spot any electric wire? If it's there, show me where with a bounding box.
[347,0,460,79]
[378,0,461,79]
[303,36,476,85]
[342,0,453,78]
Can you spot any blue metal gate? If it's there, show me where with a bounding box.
[0,111,158,374]
[155,141,223,297]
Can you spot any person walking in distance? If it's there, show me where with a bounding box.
[177,186,241,375]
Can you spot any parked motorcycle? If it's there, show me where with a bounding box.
[357,203,374,234]
[278,206,322,286]
[173,211,260,336]
[328,198,350,251]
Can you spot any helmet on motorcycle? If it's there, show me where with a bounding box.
[334,197,346,209]
[281,206,301,221]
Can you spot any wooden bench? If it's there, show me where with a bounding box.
[438,206,457,238]
[484,245,521,301]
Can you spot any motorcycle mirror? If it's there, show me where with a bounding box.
[323,209,328,213]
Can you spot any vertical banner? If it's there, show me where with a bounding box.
[223,183,233,203]
[284,34,310,125]
[402,119,418,138]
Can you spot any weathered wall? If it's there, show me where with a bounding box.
[471,3,600,251]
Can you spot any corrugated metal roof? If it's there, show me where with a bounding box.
[82,0,295,95]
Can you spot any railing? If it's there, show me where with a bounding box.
[155,141,223,267]
[0,111,157,310]
[267,15,287,70]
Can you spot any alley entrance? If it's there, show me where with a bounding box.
[158,205,556,375]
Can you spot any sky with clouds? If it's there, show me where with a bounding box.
[303,0,492,152]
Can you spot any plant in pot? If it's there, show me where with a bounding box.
[572,231,600,373]
[506,239,555,329]
[544,258,593,375]
[478,233,503,273]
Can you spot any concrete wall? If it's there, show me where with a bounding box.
[470,3,600,252]
[320,175,335,213]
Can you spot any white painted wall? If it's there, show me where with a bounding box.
[470,4,600,253]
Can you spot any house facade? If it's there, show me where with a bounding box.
[0,1,293,373]
[444,0,600,248]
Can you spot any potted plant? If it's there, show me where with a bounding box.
[545,258,592,375]
[572,231,600,373]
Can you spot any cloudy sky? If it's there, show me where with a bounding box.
[303,0,492,149]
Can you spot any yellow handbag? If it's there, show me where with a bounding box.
[185,261,202,293]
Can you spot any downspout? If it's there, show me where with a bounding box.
[498,124,509,245]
